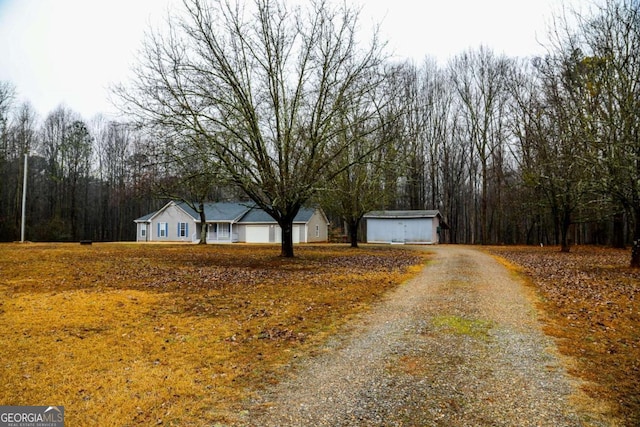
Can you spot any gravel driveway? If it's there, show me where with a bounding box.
[236,246,611,426]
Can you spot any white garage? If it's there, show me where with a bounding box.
[364,210,447,244]
[271,225,302,244]
[244,225,271,243]
[238,208,328,244]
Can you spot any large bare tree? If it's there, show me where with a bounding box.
[513,53,595,252]
[117,0,386,256]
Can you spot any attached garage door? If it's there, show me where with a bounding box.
[245,225,270,243]
[274,225,301,243]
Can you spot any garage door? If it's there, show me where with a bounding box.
[273,225,301,243]
[245,225,270,243]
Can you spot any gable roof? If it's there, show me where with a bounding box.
[176,201,252,222]
[134,201,251,223]
[364,210,441,219]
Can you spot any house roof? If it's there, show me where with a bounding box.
[134,201,251,223]
[364,210,441,219]
[176,201,252,222]
[238,206,317,224]
[134,212,155,222]
[135,201,321,225]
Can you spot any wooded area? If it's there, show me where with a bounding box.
[0,0,638,258]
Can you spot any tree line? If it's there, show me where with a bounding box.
[0,99,158,242]
[1,0,638,262]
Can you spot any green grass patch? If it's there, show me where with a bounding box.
[432,315,493,339]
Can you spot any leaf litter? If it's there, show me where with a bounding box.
[487,245,640,425]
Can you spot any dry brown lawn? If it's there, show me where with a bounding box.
[487,245,640,426]
[5,243,636,425]
[0,243,424,426]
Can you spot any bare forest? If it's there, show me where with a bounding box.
[1,0,638,259]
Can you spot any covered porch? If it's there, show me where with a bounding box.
[193,222,239,243]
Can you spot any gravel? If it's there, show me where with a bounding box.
[234,246,611,426]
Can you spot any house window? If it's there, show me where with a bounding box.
[178,222,189,237]
[315,224,320,237]
[158,222,168,237]
[140,224,147,237]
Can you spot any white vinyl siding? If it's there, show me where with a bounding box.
[150,202,195,242]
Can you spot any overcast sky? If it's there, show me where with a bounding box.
[0,0,586,120]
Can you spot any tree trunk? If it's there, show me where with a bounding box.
[551,205,561,246]
[198,203,207,244]
[348,218,360,248]
[560,209,571,253]
[631,241,640,268]
[481,162,488,245]
[612,212,625,249]
[631,207,640,268]
[280,220,294,258]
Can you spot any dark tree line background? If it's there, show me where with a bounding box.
[0,101,157,242]
[0,0,638,256]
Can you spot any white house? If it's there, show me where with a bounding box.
[134,201,329,244]
[363,210,447,244]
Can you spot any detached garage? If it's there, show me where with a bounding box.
[364,210,447,244]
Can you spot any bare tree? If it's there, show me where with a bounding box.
[0,82,16,238]
[92,118,138,240]
[152,132,231,244]
[117,0,386,257]
[541,0,640,260]
[384,62,427,210]
[0,82,15,152]
[0,99,38,240]
[513,53,593,252]
[449,46,512,244]
[579,0,640,265]
[39,106,93,240]
[319,68,396,248]
[9,103,38,236]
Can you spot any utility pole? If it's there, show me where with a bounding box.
[20,152,27,243]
